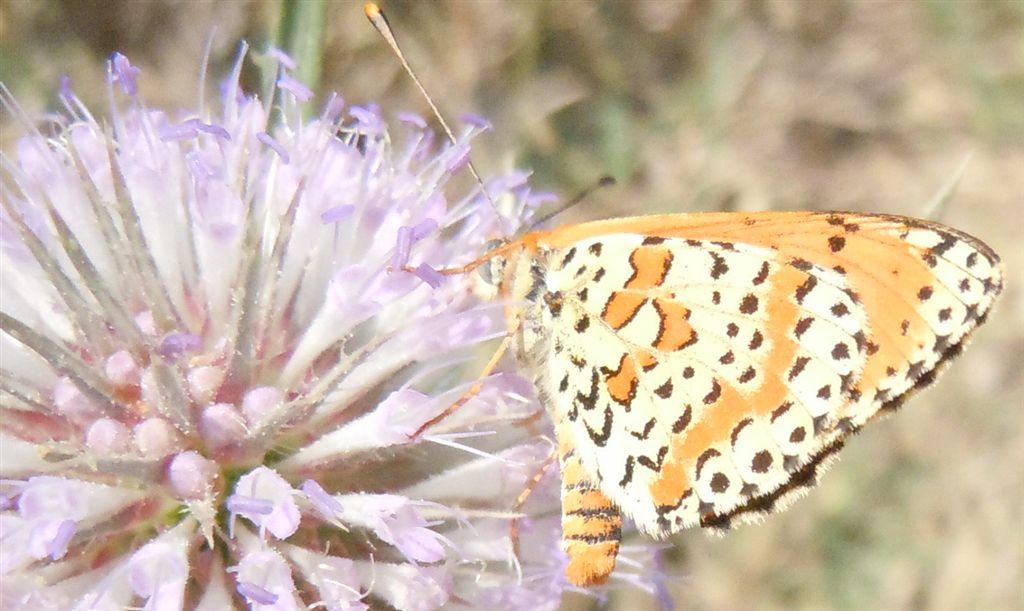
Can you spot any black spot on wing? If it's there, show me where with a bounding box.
[730,418,753,445]
[672,405,693,433]
[561,246,577,266]
[710,472,730,493]
[791,258,814,272]
[694,448,720,479]
[751,451,773,474]
[794,316,814,338]
[752,261,770,286]
[795,275,818,304]
[831,302,850,317]
[929,232,957,258]
[637,446,668,471]
[788,356,810,381]
[575,369,600,411]
[703,378,722,405]
[831,342,850,360]
[584,405,614,447]
[630,418,657,441]
[771,401,793,422]
[739,294,759,314]
[709,251,729,280]
[619,456,635,487]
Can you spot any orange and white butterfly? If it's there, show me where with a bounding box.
[451,210,1002,587]
[361,3,1004,589]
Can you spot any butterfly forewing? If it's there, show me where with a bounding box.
[504,211,1002,546]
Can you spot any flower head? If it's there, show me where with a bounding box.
[0,48,667,609]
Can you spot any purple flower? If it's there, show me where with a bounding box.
[0,47,669,609]
[330,493,449,563]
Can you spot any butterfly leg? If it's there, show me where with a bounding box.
[409,333,513,439]
[557,427,623,587]
[509,443,558,559]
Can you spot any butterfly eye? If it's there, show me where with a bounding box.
[478,256,507,285]
[478,239,507,285]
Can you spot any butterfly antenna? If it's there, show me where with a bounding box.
[526,175,617,232]
[364,3,498,214]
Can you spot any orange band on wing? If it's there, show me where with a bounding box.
[603,354,639,407]
[652,297,695,351]
[624,245,673,290]
[635,350,657,369]
[750,264,804,415]
[601,291,647,330]
[647,380,744,507]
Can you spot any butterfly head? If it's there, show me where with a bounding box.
[474,235,550,313]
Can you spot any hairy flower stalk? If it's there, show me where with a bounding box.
[0,49,666,609]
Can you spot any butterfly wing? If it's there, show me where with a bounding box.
[521,211,1002,536]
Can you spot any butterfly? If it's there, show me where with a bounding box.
[438,210,1002,587]
[361,0,1004,589]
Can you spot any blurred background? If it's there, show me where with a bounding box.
[2,1,1021,609]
